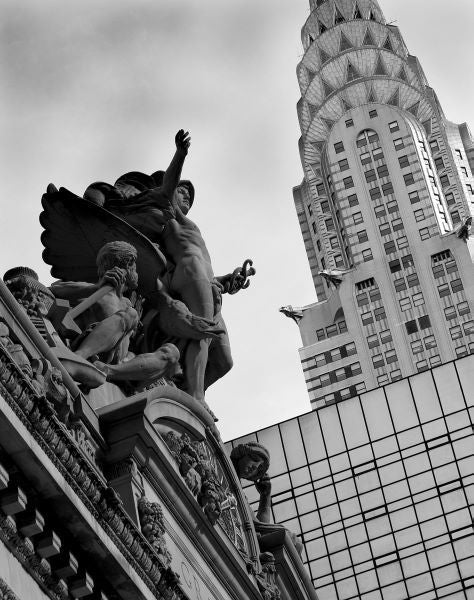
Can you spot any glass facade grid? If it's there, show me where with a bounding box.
[229,356,474,600]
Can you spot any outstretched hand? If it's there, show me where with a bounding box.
[175,129,191,154]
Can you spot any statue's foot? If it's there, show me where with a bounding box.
[196,397,218,422]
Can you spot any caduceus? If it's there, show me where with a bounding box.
[224,259,256,295]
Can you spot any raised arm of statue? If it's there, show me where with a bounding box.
[161,129,191,200]
[50,267,127,303]
[255,475,273,524]
[115,130,191,218]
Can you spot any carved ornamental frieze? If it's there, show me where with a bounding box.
[0,314,186,600]
[164,431,249,557]
[138,496,172,569]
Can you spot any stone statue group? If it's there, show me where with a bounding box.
[8,130,254,405]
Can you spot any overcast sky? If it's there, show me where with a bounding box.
[2,0,474,441]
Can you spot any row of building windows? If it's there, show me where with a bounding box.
[432,249,452,263]
[361,307,386,325]
[356,130,379,148]
[376,370,402,385]
[360,147,384,165]
[399,292,425,311]
[411,336,437,354]
[318,382,367,407]
[454,343,474,357]
[393,272,419,291]
[384,237,409,254]
[365,165,390,181]
[368,181,394,200]
[445,302,471,320]
[419,225,437,241]
[450,321,474,339]
[405,315,431,334]
[389,254,414,273]
[367,330,393,348]
[302,341,357,371]
[432,262,458,279]
[307,362,362,391]
[372,349,398,368]
[355,277,375,291]
[438,279,464,297]
[356,288,381,306]
[315,320,347,341]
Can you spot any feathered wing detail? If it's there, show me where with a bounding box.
[40,187,168,295]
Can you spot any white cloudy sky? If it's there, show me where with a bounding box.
[2,0,474,441]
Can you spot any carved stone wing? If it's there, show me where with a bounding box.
[40,186,168,296]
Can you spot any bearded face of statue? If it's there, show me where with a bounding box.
[237,455,266,481]
[124,257,139,290]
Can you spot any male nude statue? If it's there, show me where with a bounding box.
[91,131,235,402]
[50,241,139,364]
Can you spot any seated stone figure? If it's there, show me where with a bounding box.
[230,442,272,524]
[50,241,140,365]
[231,442,303,555]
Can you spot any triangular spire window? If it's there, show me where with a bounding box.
[318,19,327,35]
[353,3,363,19]
[363,27,376,46]
[368,9,377,21]
[397,65,408,82]
[374,54,387,76]
[383,35,393,51]
[367,86,377,103]
[340,32,353,51]
[322,79,336,98]
[407,101,420,117]
[316,0,326,6]
[334,5,346,25]
[346,61,360,82]
[422,119,432,137]
[342,97,352,111]
[319,48,332,64]
[311,141,325,153]
[387,88,399,107]
[321,117,336,130]
[308,103,319,121]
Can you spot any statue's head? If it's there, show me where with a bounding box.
[230,442,270,482]
[96,241,138,290]
[151,171,195,214]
